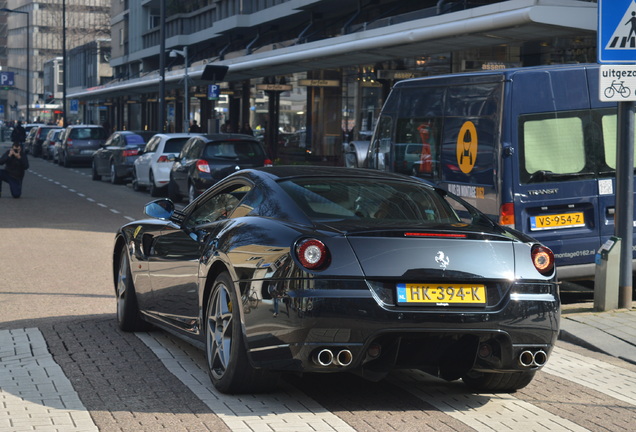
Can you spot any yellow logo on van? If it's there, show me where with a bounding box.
[456,121,478,174]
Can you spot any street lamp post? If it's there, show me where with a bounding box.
[1,7,30,122]
[170,47,189,132]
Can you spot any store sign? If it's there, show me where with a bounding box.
[376,70,425,80]
[256,84,293,91]
[298,79,340,87]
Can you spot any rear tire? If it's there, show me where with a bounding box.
[132,169,144,191]
[110,162,122,184]
[91,161,101,181]
[462,370,536,392]
[149,171,161,197]
[205,272,279,393]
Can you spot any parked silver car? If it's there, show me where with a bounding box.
[58,124,108,167]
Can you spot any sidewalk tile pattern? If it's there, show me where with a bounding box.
[0,328,98,432]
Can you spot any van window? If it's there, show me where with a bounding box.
[519,110,601,184]
[367,116,393,171]
[523,116,586,175]
[601,113,636,170]
[394,118,441,177]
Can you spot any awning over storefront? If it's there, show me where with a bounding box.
[69,0,597,100]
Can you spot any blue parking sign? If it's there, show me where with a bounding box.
[70,99,79,114]
[208,84,220,100]
[599,0,636,63]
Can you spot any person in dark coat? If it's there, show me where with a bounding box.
[189,120,201,132]
[0,142,29,198]
[10,121,26,146]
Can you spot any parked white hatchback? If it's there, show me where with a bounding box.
[133,133,202,196]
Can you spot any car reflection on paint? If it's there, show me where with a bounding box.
[113,166,559,394]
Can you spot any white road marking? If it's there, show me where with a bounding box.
[542,346,636,405]
[137,331,356,432]
[390,370,591,432]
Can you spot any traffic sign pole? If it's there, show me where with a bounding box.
[599,0,634,309]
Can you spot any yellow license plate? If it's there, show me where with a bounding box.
[530,212,585,230]
[396,283,487,305]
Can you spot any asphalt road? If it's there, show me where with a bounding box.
[1,152,635,432]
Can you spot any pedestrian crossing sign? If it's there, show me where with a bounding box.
[599,0,636,63]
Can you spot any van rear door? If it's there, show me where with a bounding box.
[510,67,605,278]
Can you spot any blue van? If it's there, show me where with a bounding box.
[365,64,630,280]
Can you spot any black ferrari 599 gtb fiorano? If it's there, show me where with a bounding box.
[113,166,559,394]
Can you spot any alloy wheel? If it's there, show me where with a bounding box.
[207,283,233,380]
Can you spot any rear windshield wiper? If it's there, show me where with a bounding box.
[527,170,594,183]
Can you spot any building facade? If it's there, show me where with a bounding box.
[68,0,597,165]
[3,0,110,123]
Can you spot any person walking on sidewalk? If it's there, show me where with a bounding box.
[0,142,29,198]
[10,121,26,147]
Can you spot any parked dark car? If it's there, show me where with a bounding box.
[30,125,63,158]
[23,124,45,154]
[92,130,157,184]
[58,124,109,167]
[113,166,559,394]
[168,133,272,202]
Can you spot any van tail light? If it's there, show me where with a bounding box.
[196,159,211,173]
[295,239,330,270]
[531,245,555,276]
[157,155,169,163]
[264,158,273,167]
[122,149,139,157]
[67,139,73,147]
[499,202,515,227]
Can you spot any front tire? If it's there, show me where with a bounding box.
[205,272,279,393]
[168,178,181,202]
[188,183,197,203]
[462,370,536,392]
[116,249,150,332]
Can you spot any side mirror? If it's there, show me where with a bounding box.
[144,199,175,220]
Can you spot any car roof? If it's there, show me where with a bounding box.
[197,133,259,142]
[252,165,427,184]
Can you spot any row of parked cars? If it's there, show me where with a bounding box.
[26,123,273,203]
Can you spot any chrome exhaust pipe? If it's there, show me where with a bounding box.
[519,350,535,367]
[335,349,353,367]
[533,350,548,367]
[313,349,334,367]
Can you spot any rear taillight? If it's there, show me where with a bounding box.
[122,149,139,157]
[157,155,169,163]
[295,239,330,270]
[499,202,515,227]
[264,158,273,167]
[531,245,555,276]
[67,139,73,147]
[196,159,210,173]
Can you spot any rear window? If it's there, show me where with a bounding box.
[204,141,265,161]
[124,134,149,145]
[518,109,610,183]
[164,138,190,153]
[70,127,107,140]
[278,177,492,227]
